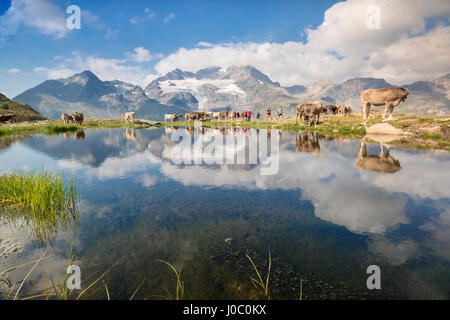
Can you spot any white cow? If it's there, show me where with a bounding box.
[122,112,136,124]
[164,113,182,122]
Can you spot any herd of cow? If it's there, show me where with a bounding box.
[61,111,136,125]
[165,111,240,122]
[296,102,352,126]
[56,87,410,127]
[163,103,351,127]
[61,112,84,125]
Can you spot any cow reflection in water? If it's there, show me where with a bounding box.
[355,139,401,173]
[164,126,179,135]
[295,133,321,155]
[124,128,137,140]
[63,130,85,140]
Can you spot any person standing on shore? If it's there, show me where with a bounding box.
[277,106,283,120]
[266,108,271,120]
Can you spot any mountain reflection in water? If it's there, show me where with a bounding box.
[0,127,448,299]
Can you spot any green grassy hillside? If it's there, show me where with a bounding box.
[0,93,46,122]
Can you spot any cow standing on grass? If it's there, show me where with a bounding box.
[61,113,71,124]
[122,112,136,124]
[296,101,322,126]
[164,113,182,122]
[71,112,84,125]
[361,87,410,122]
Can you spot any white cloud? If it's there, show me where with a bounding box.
[7,68,20,74]
[0,0,67,46]
[126,47,162,63]
[154,0,450,86]
[164,12,175,23]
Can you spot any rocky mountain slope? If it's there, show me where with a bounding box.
[145,66,450,116]
[0,93,46,121]
[144,66,296,111]
[13,71,185,121]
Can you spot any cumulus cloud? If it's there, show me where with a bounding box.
[7,68,20,74]
[154,0,450,85]
[0,0,67,46]
[126,47,163,63]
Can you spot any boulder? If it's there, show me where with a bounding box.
[365,123,405,135]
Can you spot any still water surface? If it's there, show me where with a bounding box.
[0,127,449,299]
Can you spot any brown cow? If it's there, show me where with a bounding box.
[337,104,352,116]
[61,113,71,124]
[0,113,15,123]
[220,111,228,120]
[326,105,338,115]
[361,87,410,122]
[296,101,322,126]
[72,112,84,125]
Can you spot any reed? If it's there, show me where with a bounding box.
[157,260,185,300]
[0,170,78,242]
[246,247,271,299]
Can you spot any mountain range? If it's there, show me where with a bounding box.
[12,66,450,121]
[13,71,185,120]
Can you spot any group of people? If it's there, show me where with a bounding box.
[237,110,252,121]
[264,107,283,120]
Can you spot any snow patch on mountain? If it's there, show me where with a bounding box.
[159,78,246,110]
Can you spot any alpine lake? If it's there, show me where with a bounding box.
[0,126,449,300]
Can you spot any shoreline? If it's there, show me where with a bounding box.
[1,115,449,152]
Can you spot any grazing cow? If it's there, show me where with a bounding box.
[212,112,221,120]
[164,113,182,122]
[345,105,352,115]
[296,101,322,126]
[337,105,352,116]
[220,111,228,120]
[122,112,136,124]
[361,87,410,121]
[0,113,15,123]
[326,105,338,115]
[71,112,84,125]
[205,112,213,119]
[61,113,71,124]
[355,140,401,173]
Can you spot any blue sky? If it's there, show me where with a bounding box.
[0,0,449,98]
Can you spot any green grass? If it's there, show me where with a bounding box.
[157,260,185,300]
[0,119,153,138]
[246,247,272,300]
[0,170,78,242]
